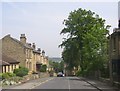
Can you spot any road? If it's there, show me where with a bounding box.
[2,77,117,91]
[34,77,116,91]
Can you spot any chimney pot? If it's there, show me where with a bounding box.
[21,34,25,37]
[28,43,31,46]
[32,43,36,49]
[37,48,41,52]
[42,50,45,56]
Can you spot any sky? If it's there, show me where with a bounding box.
[1,1,119,58]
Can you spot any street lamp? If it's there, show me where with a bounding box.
[108,33,113,85]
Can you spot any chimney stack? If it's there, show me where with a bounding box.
[37,48,41,52]
[28,43,31,47]
[20,34,26,44]
[32,43,36,49]
[42,50,45,56]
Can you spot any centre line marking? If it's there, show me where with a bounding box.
[30,78,54,89]
[68,77,70,91]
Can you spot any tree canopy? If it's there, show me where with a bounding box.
[49,60,64,73]
[59,8,110,76]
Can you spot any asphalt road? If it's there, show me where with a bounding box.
[2,77,117,91]
[34,77,99,90]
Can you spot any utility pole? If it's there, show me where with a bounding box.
[108,33,113,85]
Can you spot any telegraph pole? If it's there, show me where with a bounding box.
[109,33,113,85]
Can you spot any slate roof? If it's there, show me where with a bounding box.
[2,54,19,64]
[113,28,120,33]
[36,61,42,64]
[33,50,41,54]
[3,35,33,49]
[1,60,10,66]
[11,37,33,49]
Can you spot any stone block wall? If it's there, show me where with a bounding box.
[2,36,26,67]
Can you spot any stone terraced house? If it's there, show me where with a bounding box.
[1,54,20,73]
[1,34,49,74]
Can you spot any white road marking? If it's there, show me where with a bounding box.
[29,78,54,89]
[67,77,70,91]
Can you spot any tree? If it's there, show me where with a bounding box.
[49,61,64,73]
[40,64,47,72]
[59,8,110,77]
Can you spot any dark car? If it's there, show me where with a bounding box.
[57,72,64,77]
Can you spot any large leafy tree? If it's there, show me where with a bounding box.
[59,8,110,76]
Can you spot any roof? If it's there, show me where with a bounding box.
[1,60,10,66]
[2,34,33,49]
[2,54,20,64]
[36,61,42,65]
[12,37,33,49]
[113,28,120,33]
[33,50,41,54]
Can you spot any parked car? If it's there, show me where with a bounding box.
[57,72,64,77]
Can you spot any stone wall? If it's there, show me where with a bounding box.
[2,35,26,67]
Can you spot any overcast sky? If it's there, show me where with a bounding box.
[1,1,119,57]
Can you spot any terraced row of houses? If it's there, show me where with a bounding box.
[0,34,49,74]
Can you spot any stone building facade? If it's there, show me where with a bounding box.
[109,28,120,82]
[1,54,19,73]
[1,34,49,74]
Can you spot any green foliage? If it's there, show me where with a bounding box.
[13,67,29,77]
[0,73,2,79]
[1,72,16,79]
[7,72,16,77]
[1,73,9,79]
[49,61,64,73]
[40,64,47,72]
[59,8,110,77]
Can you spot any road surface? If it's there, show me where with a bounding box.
[34,77,116,91]
[2,77,117,91]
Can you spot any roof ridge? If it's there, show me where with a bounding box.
[9,35,33,49]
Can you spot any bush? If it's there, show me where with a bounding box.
[76,70,81,76]
[13,67,29,77]
[2,73,9,79]
[0,73,2,79]
[1,72,16,79]
[40,65,47,72]
[7,72,16,77]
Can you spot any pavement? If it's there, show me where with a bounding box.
[2,77,53,89]
[80,77,119,91]
[1,77,119,91]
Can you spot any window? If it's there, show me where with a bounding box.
[8,66,10,72]
[15,64,16,69]
[12,64,13,71]
[4,66,6,73]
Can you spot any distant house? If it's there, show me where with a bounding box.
[1,54,19,73]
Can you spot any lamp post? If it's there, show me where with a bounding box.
[108,33,113,85]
